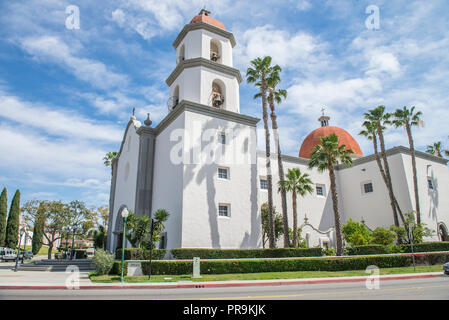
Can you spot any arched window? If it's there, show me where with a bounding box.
[438,223,449,241]
[210,39,222,63]
[211,79,225,109]
[177,44,185,64]
[173,85,179,106]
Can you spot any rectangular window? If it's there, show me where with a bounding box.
[218,167,229,179]
[260,179,268,190]
[218,132,226,144]
[364,183,374,193]
[218,204,230,217]
[428,178,434,190]
[316,185,324,196]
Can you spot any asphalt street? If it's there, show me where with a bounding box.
[0,276,448,300]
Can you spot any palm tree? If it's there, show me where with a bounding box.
[278,168,313,248]
[308,133,354,256]
[364,106,405,227]
[247,56,276,248]
[426,142,444,158]
[255,65,290,247]
[392,106,423,223]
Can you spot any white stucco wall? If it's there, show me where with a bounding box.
[258,153,335,248]
[152,113,186,249]
[110,119,141,249]
[181,110,260,249]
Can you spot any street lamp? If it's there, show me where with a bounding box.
[70,223,78,261]
[21,230,28,265]
[65,227,71,259]
[120,207,129,283]
[14,228,25,272]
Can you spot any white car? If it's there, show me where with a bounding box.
[0,248,17,262]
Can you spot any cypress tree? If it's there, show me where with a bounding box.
[5,190,20,249]
[32,202,46,255]
[0,188,7,246]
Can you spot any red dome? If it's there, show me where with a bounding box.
[190,10,226,30]
[299,126,363,159]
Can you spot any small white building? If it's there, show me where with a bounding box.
[106,10,449,252]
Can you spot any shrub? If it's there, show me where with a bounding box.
[93,249,115,275]
[345,245,388,256]
[170,248,323,260]
[400,241,449,253]
[323,248,336,256]
[110,252,449,275]
[342,218,371,246]
[115,248,167,260]
[370,227,396,246]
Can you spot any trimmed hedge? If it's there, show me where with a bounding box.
[345,245,389,256]
[115,248,167,261]
[110,252,449,276]
[400,241,449,253]
[170,248,323,260]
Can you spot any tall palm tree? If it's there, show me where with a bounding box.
[247,56,276,248]
[364,106,405,227]
[308,133,354,256]
[360,120,403,225]
[278,168,313,248]
[426,142,444,158]
[103,151,118,175]
[255,65,290,247]
[392,106,423,223]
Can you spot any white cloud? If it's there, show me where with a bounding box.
[0,91,122,142]
[234,25,329,71]
[20,36,128,90]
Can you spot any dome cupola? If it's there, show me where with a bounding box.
[298,111,363,159]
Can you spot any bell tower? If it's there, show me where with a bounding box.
[166,9,242,113]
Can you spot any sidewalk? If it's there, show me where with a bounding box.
[0,265,445,290]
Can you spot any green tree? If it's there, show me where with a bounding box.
[247,56,276,248]
[261,203,284,248]
[370,227,396,246]
[125,209,169,249]
[31,202,46,255]
[5,190,20,249]
[278,168,313,248]
[0,188,7,246]
[103,151,117,167]
[342,218,372,246]
[143,209,169,250]
[364,106,405,227]
[392,106,423,223]
[390,212,434,244]
[288,227,307,248]
[308,134,354,256]
[426,141,446,158]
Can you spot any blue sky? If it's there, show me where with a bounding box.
[0,0,448,207]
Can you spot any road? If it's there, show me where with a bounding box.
[0,276,448,300]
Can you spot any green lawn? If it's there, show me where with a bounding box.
[89,264,444,283]
[23,245,53,256]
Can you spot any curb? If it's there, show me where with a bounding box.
[0,273,444,290]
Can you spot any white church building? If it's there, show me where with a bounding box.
[106,10,449,252]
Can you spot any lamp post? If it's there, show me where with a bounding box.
[14,228,25,272]
[21,230,28,265]
[408,223,416,272]
[65,227,71,259]
[120,207,129,283]
[70,223,78,261]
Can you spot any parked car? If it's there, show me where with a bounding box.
[21,251,34,260]
[444,262,449,275]
[0,248,17,262]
